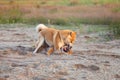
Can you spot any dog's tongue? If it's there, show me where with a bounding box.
[63,47,66,50]
[63,47,68,52]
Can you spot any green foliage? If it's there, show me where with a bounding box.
[0,7,23,24]
[51,18,69,25]
[0,0,119,6]
[59,0,120,6]
[109,23,120,39]
[23,17,48,25]
[99,23,120,41]
[68,18,119,25]
[0,17,23,24]
[112,7,120,13]
[69,0,79,6]
[0,0,119,25]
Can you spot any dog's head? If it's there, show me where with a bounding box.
[60,30,76,50]
[63,43,72,52]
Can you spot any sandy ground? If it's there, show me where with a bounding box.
[0,24,120,80]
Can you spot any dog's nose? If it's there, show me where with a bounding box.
[67,44,72,49]
[69,46,72,49]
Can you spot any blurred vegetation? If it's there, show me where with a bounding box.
[109,23,120,39]
[0,0,119,25]
[0,0,120,39]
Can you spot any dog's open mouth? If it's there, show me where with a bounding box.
[63,46,68,52]
[63,44,72,52]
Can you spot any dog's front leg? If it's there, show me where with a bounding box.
[35,39,40,48]
[33,37,44,54]
[60,47,63,55]
[47,47,54,56]
[67,49,73,55]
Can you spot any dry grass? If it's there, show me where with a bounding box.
[0,0,120,25]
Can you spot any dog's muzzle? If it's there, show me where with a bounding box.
[63,44,72,52]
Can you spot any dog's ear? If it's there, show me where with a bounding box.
[69,32,72,36]
[69,31,76,37]
[69,31,76,43]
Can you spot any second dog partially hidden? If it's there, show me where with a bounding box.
[33,24,76,55]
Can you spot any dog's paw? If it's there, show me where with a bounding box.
[46,52,50,56]
[32,52,37,56]
[33,51,37,54]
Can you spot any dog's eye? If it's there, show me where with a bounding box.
[70,46,72,49]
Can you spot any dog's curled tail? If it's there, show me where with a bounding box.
[36,24,48,32]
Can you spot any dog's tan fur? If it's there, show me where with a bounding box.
[33,24,76,55]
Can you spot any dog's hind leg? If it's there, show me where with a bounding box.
[33,36,44,54]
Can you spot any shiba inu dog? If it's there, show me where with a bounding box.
[33,24,76,55]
